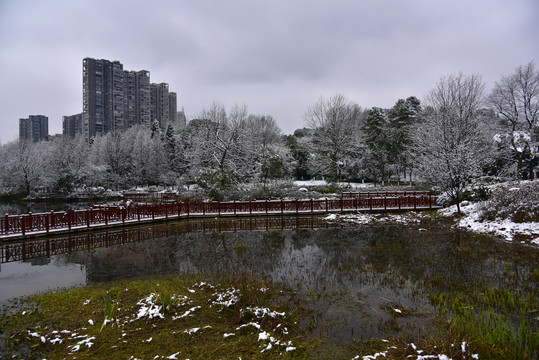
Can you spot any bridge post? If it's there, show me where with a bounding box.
[51,210,55,228]
[68,211,72,230]
[45,214,49,233]
[4,214,9,234]
[296,199,299,214]
[28,212,32,232]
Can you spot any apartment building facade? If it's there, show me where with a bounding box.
[82,57,178,139]
[62,113,83,137]
[19,115,49,142]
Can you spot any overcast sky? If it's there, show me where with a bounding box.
[0,0,537,143]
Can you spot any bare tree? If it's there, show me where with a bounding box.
[304,94,361,182]
[244,114,285,187]
[196,102,250,189]
[489,62,539,179]
[415,73,490,213]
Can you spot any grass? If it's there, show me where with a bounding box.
[2,273,499,360]
[430,286,539,359]
[1,274,312,359]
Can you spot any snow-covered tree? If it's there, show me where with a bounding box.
[388,97,422,183]
[304,94,361,182]
[1,140,44,196]
[189,102,250,191]
[244,115,285,186]
[361,107,392,183]
[415,73,490,213]
[42,135,90,195]
[180,118,215,187]
[284,130,315,180]
[489,61,539,179]
[92,131,134,189]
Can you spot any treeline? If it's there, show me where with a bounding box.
[0,62,537,204]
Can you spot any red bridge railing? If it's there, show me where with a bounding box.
[1,194,439,238]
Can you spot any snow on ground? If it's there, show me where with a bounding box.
[354,341,478,360]
[439,201,539,245]
[293,180,374,188]
[31,282,297,358]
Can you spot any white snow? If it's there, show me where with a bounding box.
[183,327,200,335]
[441,201,539,243]
[212,288,240,307]
[243,307,285,318]
[294,180,374,188]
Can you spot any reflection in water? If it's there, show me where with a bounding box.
[1,216,537,342]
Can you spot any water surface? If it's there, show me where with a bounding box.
[1,216,537,342]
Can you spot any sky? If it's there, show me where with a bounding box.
[0,0,538,143]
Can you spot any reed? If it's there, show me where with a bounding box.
[430,286,538,359]
[100,289,124,332]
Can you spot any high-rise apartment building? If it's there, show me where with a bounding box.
[151,83,170,129]
[82,58,178,139]
[63,113,83,138]
[177,108,187,129]
[169,92,178,124]
[19,115,49,142]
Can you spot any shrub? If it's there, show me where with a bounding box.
[479,181,539,223]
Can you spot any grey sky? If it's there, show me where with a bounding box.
[0,0,537,143]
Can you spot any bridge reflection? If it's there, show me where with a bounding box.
[1,216,345,264]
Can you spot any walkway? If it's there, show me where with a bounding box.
[0,193,440,240]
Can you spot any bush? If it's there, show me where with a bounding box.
[479,181,539,223]
[219,180,323,201]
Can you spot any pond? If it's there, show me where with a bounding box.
[1,215,537,343]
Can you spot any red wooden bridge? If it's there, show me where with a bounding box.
[0,192,440,240]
